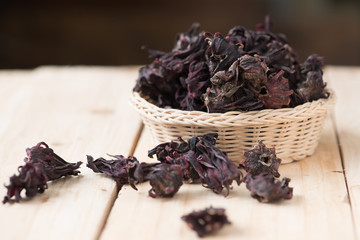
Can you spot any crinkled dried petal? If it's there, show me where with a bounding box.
[3,162,48,204]
[26,142,82,180]
[148,164,183,198]
[86,155,140,190]
[245,173,293,203]
[240,140,281,178]
[259,70,293,108]
[149,133,243,196]
[181,206,231,237]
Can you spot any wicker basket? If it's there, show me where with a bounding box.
[130,90,335,164]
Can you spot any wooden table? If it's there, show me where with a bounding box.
[0,66,358,240]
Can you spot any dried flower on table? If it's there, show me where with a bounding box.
[240,140,281,178]
[245,173,293,203]
[148,133,242,196]
[3,162,48,204]
[3,142,82,204]
[26,142,82,180]
[148,164,183,198]
[86,155,144,190]
[181,206,231,237]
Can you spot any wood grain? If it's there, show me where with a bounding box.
[0,66,142,240]
[101,118,355,240]
[326,66,360,238]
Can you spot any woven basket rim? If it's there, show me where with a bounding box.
[130,89,335,126]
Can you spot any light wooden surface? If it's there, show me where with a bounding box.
[0,66,358,240]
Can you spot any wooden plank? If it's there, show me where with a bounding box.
[326,66,360,238]
[0,66,142,240]
[101,117,355,239]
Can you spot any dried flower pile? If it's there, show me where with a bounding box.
[134,16,328,113]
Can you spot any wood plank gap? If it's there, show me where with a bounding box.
[95,122,144,240]
[331,113,358,240]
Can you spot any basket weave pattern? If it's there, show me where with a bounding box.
[130,90,335,164]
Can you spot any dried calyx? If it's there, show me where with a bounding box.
[3,142,82,204]
[245,173,293,203]
[134,16,328,113]
[86,155,184,198]
[240,140,281,178]
[181,206,231,237]
[241,141,294,203]
[148,133,243,196]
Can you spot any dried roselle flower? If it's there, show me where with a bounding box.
[3,142,82,204]
[134,23,209,110]
[86,155,141,190]
[180,61,210,111]
[298,54,327,101]
[148,164,183,198]
[259,70,293,109]
[245,173,293,203]
[26,142,82,180]
[181,206,231,237]
[203,55,267,113]
[3,162,48,204]
[240,140,281,178]
[204,32,241,75]
[149,133,242,196]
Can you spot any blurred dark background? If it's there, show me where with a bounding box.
[0,0,359,69]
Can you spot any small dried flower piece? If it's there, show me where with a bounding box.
[3,142,82,204]
[181,206,231,237]
[148,133,242,196]
[25,142,82,180]
[240,140,281,178]
[148,164,183,198]
[86,155,142,190]
[3,162,48,204]
[245,173,293,202]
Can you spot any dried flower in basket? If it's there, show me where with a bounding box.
[134,15,328,113]
[148,133,243,196]
[3,142,82,204]
[182,206,231,237]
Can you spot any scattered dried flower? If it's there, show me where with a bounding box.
[181,206,231,237]
[148,164,183,198]
[148,133,242,196]
[3,142,82,204]
[245,173,293,202]
[86,155,142,190]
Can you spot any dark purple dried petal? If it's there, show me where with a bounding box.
[86,155,140,190]
[259,70,293,108]
[240,140,281,178]
[181,206,231,237]
[3,162,48,204]
[204,32,241,75]
[148,133,242,196]
[3,142,82,204]
[245,173,293,202]
[26,142,82,180]
[148,164,183,198]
